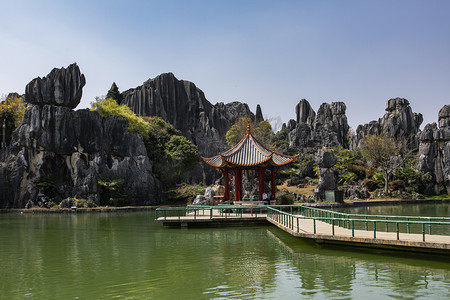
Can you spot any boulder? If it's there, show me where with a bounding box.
[316,148,338,168]
[25,63,85,109]
[313,149,338,200]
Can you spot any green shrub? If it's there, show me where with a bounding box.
[390,179,406,191]
[363,179,381,192]
[97,175,128,206]
[91,98,150,138]
[170,183,207,203]
[338,172,358,185]
[76,199,97,208]
[276,191,295,205]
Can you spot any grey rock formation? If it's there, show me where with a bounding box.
[287,99,349,153]
[120,72,259,183]
[354,98,423,151]
[25,63,86,109]
[314,149,338,200]
[255,104,264,124]
[417,105,450,194]
[0,65,164,208]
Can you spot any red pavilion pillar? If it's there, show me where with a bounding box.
[224,168,229,201]
[258,167,264,201]
[271,168,276,201]
[234,168,242,201]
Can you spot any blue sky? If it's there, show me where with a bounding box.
[1,0,449,131]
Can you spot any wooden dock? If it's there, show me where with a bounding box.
[155,205,450,255]
[156,210,269,227]
[267,217,450,255]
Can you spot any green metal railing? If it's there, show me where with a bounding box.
[156,205,450,242]
[266,206,450,242]
[155,205,268,221]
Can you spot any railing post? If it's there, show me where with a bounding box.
[314,219,316,234]
[407,219,410,234]
[365,216,368,231]
[373,221,377,239]
[422,223,425,242]
[297,218,299,233]
[385,217,388,232]
[332,219,335,235]
[396,222,399,240]
[210,208,213,219]
[352,220,354,237]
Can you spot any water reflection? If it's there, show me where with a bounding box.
[1,211,450,299]
[266,227,450,299]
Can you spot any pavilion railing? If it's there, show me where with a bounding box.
[266,205,450,242]
[155,205,269,221]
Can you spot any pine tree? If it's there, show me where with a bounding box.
[106,82,123,104]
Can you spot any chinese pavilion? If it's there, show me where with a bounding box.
[201,121,296,202]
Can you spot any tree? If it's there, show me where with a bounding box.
[143,116,198,187]
[0,93,26,146]
[361,134,399,194]
[106,82,123,104]
[225,117,274,147]
[164,135,198,183]
[333,147,365,184]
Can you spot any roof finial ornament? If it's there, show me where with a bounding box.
[247,118,251,134]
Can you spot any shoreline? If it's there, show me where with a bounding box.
[1,198,450,213]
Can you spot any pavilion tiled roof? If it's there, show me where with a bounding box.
[201,124,296,168]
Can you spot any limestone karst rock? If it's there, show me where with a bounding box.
[417,105,450,194]
[120,72,259,183]
[354,98,423,151]
[314,148,338,200]
[0,64,164,208]
[287,99,349,153]
[25,63,86,109]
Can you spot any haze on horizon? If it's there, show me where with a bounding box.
[1,0,449,131]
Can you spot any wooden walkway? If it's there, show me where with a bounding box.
[268,216,450,255]
[156,209,450,255]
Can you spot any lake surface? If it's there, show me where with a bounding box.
[1,204,450,299]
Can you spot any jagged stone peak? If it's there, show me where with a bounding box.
[296,99,316,125]
[385,97,410,112]
[141,72,197,87]
[255,104,264,123]
[438,105,450,128]
[317,101,347,116]
[24,63,85,109]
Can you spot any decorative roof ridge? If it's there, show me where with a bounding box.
[248,133,272,157]
[238,155,273,167]
[272,151,298,158]
[222,132,250,157]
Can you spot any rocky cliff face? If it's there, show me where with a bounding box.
[120,72,258,183]
[0,64,164,208]
[417,105,450,194]
[354,98,423,151]
[287,99,349,153]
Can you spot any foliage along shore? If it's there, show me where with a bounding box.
[2,198,450,214]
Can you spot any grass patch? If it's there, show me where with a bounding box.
[277,184,315,197]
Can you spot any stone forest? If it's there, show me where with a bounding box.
[0,63,449,208]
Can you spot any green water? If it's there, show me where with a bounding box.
[1,206,449,299]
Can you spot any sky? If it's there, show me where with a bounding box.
[1,0,449,131]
